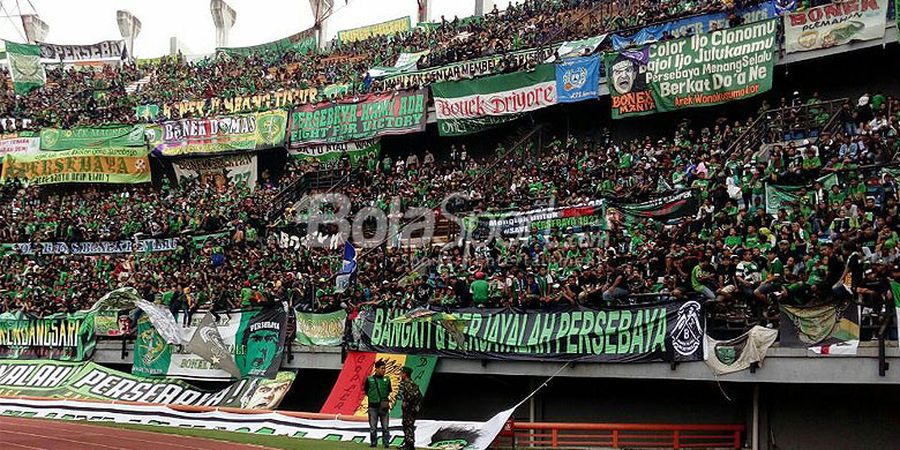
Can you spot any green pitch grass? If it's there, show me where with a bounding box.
[78,421,379,449]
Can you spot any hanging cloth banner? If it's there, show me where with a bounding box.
[217,28,317,57]
[432,64,557,135]
[0,312,96,361]
[39,124,146,150]
[779,302,860,355]
[551,34,607,60]
[5,40,46,94]
[783,0,888,54]
[288,90,427,145]
[611,1,779,50]
[132,306,288,380]
[337,17,411,43]
[172,154,258,191]
[289,139,381,170]
[0,397,513,450]
[0,360,295,409]
[0,147,151,185]
[320,351,437,419]
[555,55,600,103]
[295,310,347,346]
[349,301,706,363]
[148,110,286,156]
[38,40,126,61]
[704,325,778,375]
[605,19,778,119]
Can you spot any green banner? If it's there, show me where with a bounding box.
[0,360,295,409]
[606,19,777,118]
[288,89,426,145]
[134,104,159,121]
[289,139,381,169]
[133,307,287,380]
[40,125,146,150]
[295,310,347,346]
[217,28,317,57]
[5,40,45,94]
[432,65,557,134]
[438,115,522,136]
[1,147,151,185]
[0,312,95,360]
[765,173,838,215]
[337,17,411,43]
[350,301,705,363]
[147,110,286,156]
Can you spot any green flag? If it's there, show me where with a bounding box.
[5,41,45,94]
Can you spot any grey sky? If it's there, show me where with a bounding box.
[0,0,523,58]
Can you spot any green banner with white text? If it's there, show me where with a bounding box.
[605,19,778,118]
[40,125,146,150]
[295,310,347,346]
[0,360,295,409]
[350,301,705,363]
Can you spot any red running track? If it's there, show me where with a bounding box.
[0,416,273,450]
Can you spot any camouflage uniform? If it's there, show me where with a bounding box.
[399,378,423,450]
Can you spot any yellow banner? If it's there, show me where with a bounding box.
[1,147,151,185]
[158,87,318,118]
[338,17,411,43]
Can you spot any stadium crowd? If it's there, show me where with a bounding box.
[0,0,772,128]
[1,89,897,329]
[0,0,896,342]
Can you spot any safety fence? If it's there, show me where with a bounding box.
[492,421,745,449]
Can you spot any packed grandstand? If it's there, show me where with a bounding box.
[0,0,898,448]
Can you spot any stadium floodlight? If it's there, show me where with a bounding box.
[20,14,48,44]
[116,10,141,59]
[474,0,494,16]
[308,0,333,49]
[210,0,236,48]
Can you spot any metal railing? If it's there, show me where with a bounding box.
[493,421,745,449]
[724,98,848,158]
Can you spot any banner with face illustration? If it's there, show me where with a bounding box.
[349,301,705,363]
[605,19,778,118]
[132,307,287,380]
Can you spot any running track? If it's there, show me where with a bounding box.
[0,416,272,450]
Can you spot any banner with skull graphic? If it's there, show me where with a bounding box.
[350,301,704,363]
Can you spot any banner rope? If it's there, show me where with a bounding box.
[513,361,572,410]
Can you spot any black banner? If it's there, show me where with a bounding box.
[610,189,699,222]
[464,201,605,239]
[350,301,704,363]
[39,40,126,61]
[235,307,288,378]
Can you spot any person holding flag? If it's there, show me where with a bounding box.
[335,241,358,293]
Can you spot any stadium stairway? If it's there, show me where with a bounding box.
[725,98,847,161]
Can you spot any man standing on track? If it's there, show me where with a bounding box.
[364,360,392,448]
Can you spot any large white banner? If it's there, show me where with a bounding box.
[0,397,514,450]
[783,0,888,54]
[0,135,39,159]
[172,154,257,191]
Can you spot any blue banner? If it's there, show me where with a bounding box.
[555,56,599,103]
[611,1,778,50]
